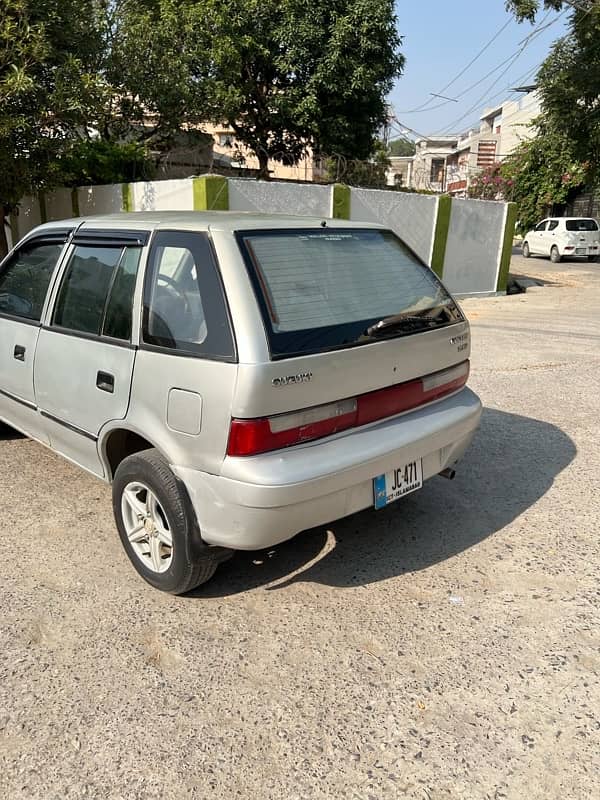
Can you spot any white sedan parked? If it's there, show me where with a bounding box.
[522,217,600,263]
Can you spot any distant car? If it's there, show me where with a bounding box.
[522,217,600,263]
[0,212,481,593]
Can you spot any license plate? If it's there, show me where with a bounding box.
[374,460,423,509]
[576,247,586,254]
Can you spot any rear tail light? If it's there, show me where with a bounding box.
[227,360,469,457]
[564,246,574,251]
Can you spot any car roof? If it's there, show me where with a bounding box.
[35,211,385,234]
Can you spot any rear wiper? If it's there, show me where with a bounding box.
[364,304,452,339]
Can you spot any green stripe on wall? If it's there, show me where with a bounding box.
[331,184,351,219]
[71,188,80,218]
[38,193,47,224]
[497,202,518,292]
[193,175,229,210]
[10,211,19,244]
[430,195,452,278]
[121,183,133,212]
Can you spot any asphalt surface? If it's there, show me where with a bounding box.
[1,250,599,800]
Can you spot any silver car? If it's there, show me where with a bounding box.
[0,212,482,593]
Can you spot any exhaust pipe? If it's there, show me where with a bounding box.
[439,467,456,480]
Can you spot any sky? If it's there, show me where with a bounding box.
[388,0,569,141]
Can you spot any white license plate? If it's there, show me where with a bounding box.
[374,460,423,509]
[576,247,587,254]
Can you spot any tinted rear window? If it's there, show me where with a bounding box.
[237,228,461,358]
[565,219,598,231]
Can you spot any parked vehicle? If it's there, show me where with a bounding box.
[0,212,482,593]
[522,217,600,263]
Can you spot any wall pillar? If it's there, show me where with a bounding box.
[430,195,452,278]
[193,175,229,211]
[496,202,518,292]
[331,184,351,219]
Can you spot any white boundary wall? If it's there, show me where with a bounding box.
[349,187,438,265]
[229,178,331,218]
[444,198,506,294]
[12,176,511,294]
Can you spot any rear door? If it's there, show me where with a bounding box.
[34,230,146,476]
[0,229,71,441]
[546,219,560,254]
[564,218,600,256]
[227,226,469,420]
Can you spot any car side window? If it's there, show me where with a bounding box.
[0,241,64,321]
[143,231,235,360]
[53,245,141,340]
[547,220,559,231]
[534,221,548,232]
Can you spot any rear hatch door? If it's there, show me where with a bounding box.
[231,226,469,419]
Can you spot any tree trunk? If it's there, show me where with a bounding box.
[0,207,9,261]
[256,148,270,180]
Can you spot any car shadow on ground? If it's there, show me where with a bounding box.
[0,423,24,440]
[193,408,576,598]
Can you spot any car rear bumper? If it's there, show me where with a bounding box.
[173,387,482,550]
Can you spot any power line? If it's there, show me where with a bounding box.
[396,17,514,114]
[432,9,567,135]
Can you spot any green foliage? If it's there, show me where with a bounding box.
[198,0,404,176]
[536,5,600,174]
[498,126,587,232]
[468,163,514,201]
[388,138,416,157]
[58,140,155,187]
[505,0,564,24]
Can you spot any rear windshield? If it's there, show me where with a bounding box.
[566,219,598,231]
[236,228,462,358]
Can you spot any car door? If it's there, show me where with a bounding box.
[34,229,147,476]
[546,219,560,254]
[0,228,72,442]
[531,220,548,254]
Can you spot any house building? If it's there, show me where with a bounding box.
[204,122,323,182]
[404,89,541,196]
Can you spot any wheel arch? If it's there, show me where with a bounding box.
[100,426,170,482]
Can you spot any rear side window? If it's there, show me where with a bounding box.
[53,245,141,340]
[142,231,235,360]
[565,219,598,231]
[236,228,461,358]
[0,241,63,321]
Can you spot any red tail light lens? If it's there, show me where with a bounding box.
[227,360,469,457]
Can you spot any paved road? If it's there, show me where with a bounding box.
[1,254,599,800]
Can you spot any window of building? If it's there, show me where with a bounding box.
[430,158,445,184]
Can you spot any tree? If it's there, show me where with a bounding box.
[498,125,587,232]
[388,138,416,157]
[504,1,600,205]
[0,0,107,258]
[198,0,404,177]
[505,1,564,23]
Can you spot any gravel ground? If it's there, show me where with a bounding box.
[1,251,599,800]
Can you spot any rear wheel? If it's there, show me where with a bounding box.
[550,245,561,264]
[522,242,530,258]
[112,448,224,594]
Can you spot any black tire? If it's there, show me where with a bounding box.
[522,242,530,258]
[550,246,561,264]
[112,448,223,594]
